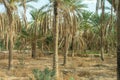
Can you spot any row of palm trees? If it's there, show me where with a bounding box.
[0,0,119,80]
[0,0,39,70]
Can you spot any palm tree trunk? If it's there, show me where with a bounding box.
[8,34,13,70]
[63,36,69,66]
[5,34,8,50]
[31,40,36,58]
[31,22,37,59]
[53,0,59,80]
[63,18,69,66]
[72,15,77,57]
[117,1,120,80]
[72,37,75,57]
[2,0,14,70]
[100,0,105,61]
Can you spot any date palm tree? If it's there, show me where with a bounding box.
[1,0,38,70]
[100,0,105,61]
[95,0,109,61]
[2,0,17,70]
[89,11,114,59]
[101,0,120,79]
[47,0,87,66]
[30,7,48,58]
[117,1,120,79]
[30,9,39,58]
[62,0,87,64]
[108,0,120,79]
[53,0,59,79]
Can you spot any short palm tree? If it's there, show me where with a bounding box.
[30,7,48,58]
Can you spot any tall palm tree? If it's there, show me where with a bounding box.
[62,0,87,64]
[103,0,120,79]
[2,0,16,70]
[57,0,87,59]
[100,0,105,61]
[89,11,114,56]
[95,0,110,61]
[66,0,86,57]
[53,0,59,80]
[49,0,87,65]
[117,2,120,80]
[1,0,37,70]
[115,0,120,80]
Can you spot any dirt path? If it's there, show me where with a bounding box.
[0,53,117,80]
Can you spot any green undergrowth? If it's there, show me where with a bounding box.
[33,68,55,80]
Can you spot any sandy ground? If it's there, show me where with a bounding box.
[0,53,117,80]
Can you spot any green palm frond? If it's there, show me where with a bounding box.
[81,11,93,21]
[90,13,101,27]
